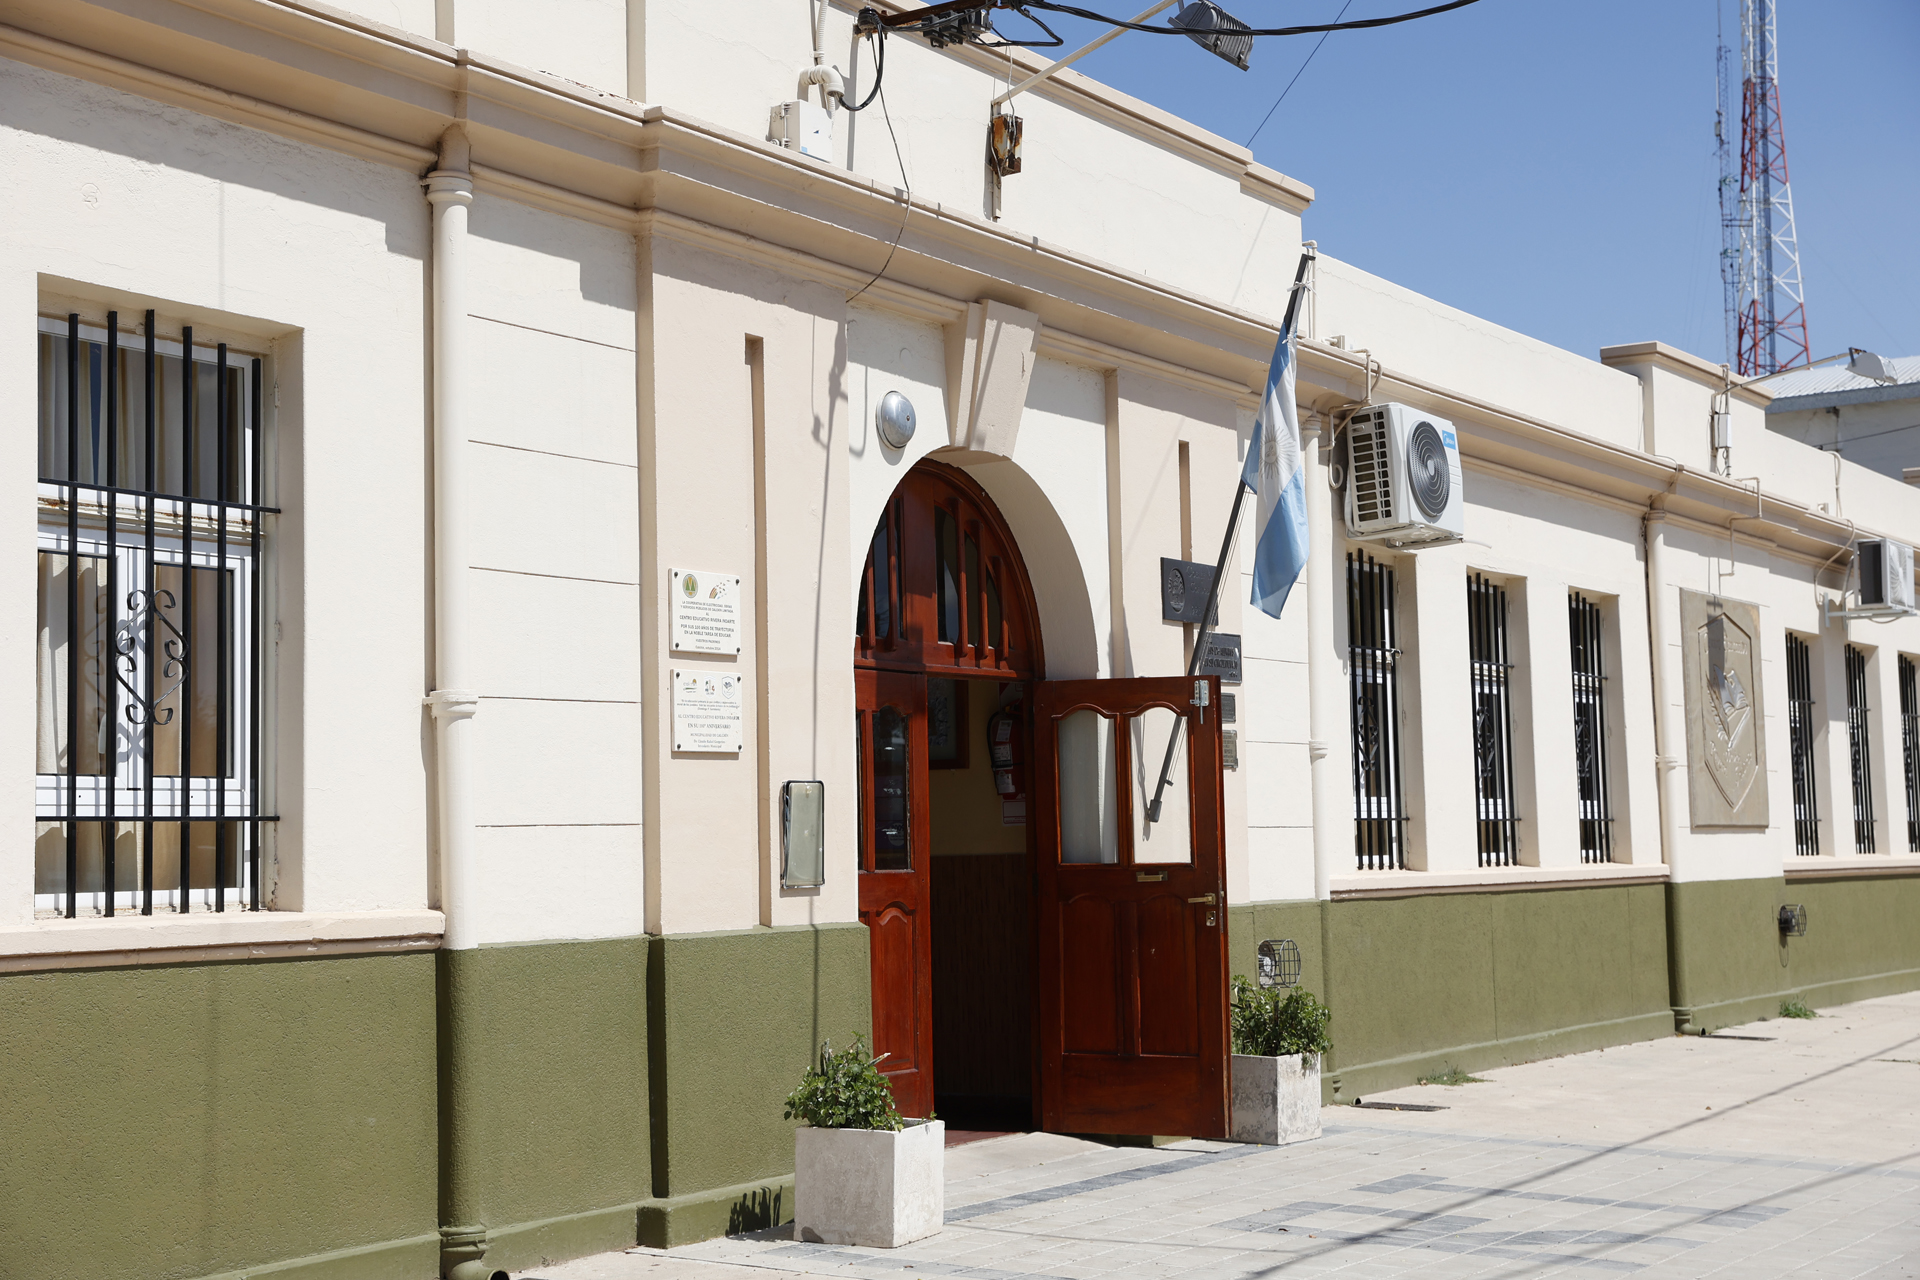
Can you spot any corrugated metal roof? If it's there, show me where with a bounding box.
[1765,355,1920,398]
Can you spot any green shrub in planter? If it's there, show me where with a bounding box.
[1230,976,1332,1062]
[784,1036,906,1131]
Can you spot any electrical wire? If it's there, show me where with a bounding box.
[840,28,887,112]
[1019,0,1482,37]
[847,84,912,304]
[1245,0,1352,147]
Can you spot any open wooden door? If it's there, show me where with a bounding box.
[1032,675,1229,1139]
[855,668,935,1118]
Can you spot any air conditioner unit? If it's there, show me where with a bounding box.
[1343,403,1465,547]
[769,99,833,161]
[1856,538,1917,613]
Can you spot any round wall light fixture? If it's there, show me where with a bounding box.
[877,390,916,450]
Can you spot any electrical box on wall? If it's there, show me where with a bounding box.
[1343,402,1465,548]
[770,100,833,161]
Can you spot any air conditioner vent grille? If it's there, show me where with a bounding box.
[1350,411,1392,526]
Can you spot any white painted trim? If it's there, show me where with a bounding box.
[1783,856,1920,880]
[1329,863,1669,900]
[0,909,445,973]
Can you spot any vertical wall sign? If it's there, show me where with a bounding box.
[672,669,744,753]
[1678,588,1770,828]
[669,567,742,654]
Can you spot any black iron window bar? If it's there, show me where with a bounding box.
[1845,644,1876,854]
[1785,633,1819,856]
[36,312,276,917]
[1901,655,1920,853]
[1347,550,1406,870]
[1569,592,1614,864]
[1468,573,1519,868]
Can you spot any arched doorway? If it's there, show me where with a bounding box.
[854,460,1042,1126]
[854,459,1231,1139]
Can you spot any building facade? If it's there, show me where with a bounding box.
[1765,355,1920,483]
[3,2,1918,1279]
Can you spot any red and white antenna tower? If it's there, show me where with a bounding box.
[1721,0,1810,376]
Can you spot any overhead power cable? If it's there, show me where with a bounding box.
[1016,0,1482,38]
[1245,0,1353,146]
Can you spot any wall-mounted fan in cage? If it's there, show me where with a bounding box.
[1257,938,1302,989]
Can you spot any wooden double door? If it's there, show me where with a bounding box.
[853,464,1229,1138]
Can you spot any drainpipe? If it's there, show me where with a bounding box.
[425,128,481,946]
[424,126,503,1280]
[1304,412,1343,1097]
[1644,488,1694,1033]
[1304,414,1340,905]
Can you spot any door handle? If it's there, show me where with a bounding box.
[1187,893,1217,905]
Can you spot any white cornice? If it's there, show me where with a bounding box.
[0,909,446,973]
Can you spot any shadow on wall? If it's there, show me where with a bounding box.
[728,1186,785,1236]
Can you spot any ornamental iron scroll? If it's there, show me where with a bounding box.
[113,587,187,726]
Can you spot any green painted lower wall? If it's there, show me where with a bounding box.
[643,922,870,1248]
[0,951,438,1280]
[1669,873,1920,1030]
[437,936,651,1274]
[1232,883,1674,1101]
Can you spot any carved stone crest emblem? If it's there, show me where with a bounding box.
[1697,610,1757,806]
[1679,590,1770,828]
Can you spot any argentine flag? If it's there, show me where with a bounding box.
[1243,319,1309,618]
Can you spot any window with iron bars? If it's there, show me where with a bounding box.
[36,312,274,917]
[1468,574,1519,867]
[1569,592,1614,863]
[1845,644,1876,854]
[1347,551,1406,870]
[1785,633,1819,856]
[1901,656,1920,853]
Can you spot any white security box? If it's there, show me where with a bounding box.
[1344,402,1465,547]
[770,99,834,161]
[1856,538,1917,613]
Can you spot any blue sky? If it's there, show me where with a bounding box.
[1024,0,1919,365]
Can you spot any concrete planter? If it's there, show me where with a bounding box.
[793,1119,945,1247]
[1230,1053,1323,1145]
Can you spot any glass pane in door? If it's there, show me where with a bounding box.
[1131,706,1192,864]
[1057,709,1118,863]
[871,706,912,870]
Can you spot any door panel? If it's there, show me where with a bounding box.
[1034,676,1228,1139]
[856,669,934,1118]
[1061,894,1122,1054]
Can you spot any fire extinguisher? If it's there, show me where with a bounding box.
[988,700,1026,805]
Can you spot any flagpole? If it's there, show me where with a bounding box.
[1145,247,1315,823]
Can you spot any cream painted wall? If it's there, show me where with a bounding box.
[644,237,856,935]
[461,193,643,946]
[844,305,953,592]
[1,58,433,919]
[640,3,1308,322]
[333,0,439,40]
[448,0,628,95]
[1316,255,1644,450]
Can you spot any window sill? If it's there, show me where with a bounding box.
[1329,863,1668,900]
[1783,856,1920,881]
[0,909,445,974]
